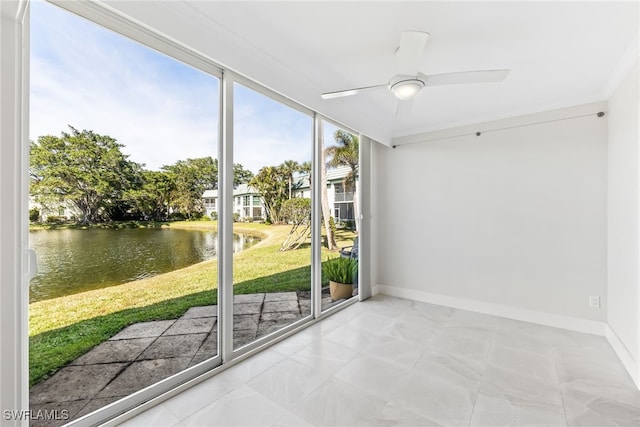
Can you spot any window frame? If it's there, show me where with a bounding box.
[225,75,318,359]
[10,2,368,425]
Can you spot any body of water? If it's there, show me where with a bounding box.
[29,227,259,302]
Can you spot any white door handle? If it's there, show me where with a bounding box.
[27,248,37,281]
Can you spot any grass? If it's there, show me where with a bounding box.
[29,221,356,385]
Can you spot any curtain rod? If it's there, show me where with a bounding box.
[392,111,606,149]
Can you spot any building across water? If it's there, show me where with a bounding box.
[202,166,357,225]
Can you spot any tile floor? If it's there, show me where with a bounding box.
[118,295,640,426]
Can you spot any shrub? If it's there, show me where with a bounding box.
[29,208,40,223]
[233,213,240,222]
[210,212,218,221]
[45,216,65,224]
[281,198,311,225]
[168,212,186,221]
[329,216,337,235]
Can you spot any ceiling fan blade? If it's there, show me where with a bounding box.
[321,83,387,99]
[396,31,429,75]
[395,99,414,118]
[422,69,510,86]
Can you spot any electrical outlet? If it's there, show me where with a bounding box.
[589,296,600,309]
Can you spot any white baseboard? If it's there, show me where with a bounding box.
[372,284,606,336]
[605,325,640,389]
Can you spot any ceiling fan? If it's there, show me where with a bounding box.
[321,31,510,116]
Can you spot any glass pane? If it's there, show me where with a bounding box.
[232,82,313,350]
[28,2,219,422]
[321,121,359,311]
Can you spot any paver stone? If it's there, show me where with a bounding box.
[71,338,154,365]
[138,333,207,360]
[30,364,127,403]
[96,358,191,398]
[109,320,175,340]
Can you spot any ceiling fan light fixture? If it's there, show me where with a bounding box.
[390,78,425,100]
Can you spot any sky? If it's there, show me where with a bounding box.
[30,0,340,174]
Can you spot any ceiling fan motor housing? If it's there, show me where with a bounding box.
[389,75,426,100]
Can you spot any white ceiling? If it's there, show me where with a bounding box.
[102,1,638,145]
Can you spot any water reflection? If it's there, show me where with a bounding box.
[29,228,259,302]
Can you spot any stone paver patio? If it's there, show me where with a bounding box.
[29,291,337,427]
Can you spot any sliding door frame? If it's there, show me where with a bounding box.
[224,72,317,360]
[26,2,227,426]
[9,1,369,425]
[219,70,234,364]
[0,1,30,425]
[316,115,364,315]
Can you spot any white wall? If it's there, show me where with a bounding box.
[375,102,608,330]
[607,59,640,387]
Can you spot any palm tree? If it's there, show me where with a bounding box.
[320,150,337,250]
[325,130,359,231]
[281,159,300,200]
[292,161,311,194]
[299,161,311,185]
[325,130,358,188]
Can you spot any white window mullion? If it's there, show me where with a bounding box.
[312,115,323,318]
[358,135,372,300]
[219,72,234,362]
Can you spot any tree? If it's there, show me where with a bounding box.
[124,170,175,221]
[320,148,337,250]
[292,161,312,196]
[281,159,300,200]
[299,161,312,185]
[30,126,140,224]
[29,208,40,223]
[233,163,254,188]
[325,130,359,231]
[326,130,359,191]
[280,198,311,251]
[249,165,288,224]
[162,157,217,219]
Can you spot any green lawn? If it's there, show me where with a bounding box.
[29,221,356,385]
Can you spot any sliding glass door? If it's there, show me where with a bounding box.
[28,2,221,424]
[231,81,314,351]
[25,3,363,426]
[320,120,360,312]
